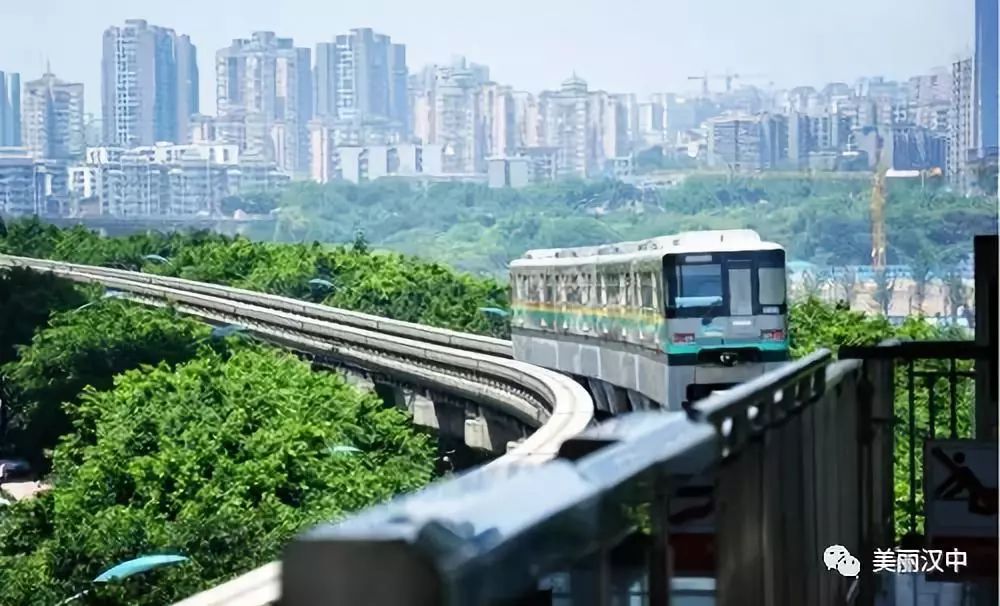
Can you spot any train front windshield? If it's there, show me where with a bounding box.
[663,250,787,318]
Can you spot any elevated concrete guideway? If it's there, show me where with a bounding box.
[2,254,595,605]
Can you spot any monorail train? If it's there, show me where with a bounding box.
[509,229,789,411]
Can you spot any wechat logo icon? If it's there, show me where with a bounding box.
[823,545,860,578]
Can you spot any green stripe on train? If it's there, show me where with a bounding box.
[513,308,788,354]
[666,342,789,355]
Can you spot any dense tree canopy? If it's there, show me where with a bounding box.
[2,302,210,468]
[0,218,510,338]
[0,268,88,367]
[0,344,434,605]
[223,176,998,276]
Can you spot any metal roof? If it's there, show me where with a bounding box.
[511,229,782,269]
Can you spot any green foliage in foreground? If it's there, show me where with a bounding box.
[2,302,210,468]
[0,268,88,366]
[0,344,434,605]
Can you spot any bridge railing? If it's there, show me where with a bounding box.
[282,348,895,606]
[840,339,993,545]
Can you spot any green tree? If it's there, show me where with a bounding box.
[0,268,89,367]
[0,345,434,605]
[2,303,209,467]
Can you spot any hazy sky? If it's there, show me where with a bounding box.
[0,0,976,114]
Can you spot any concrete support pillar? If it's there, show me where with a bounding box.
[464,413,523,453]
[410,399,439,430]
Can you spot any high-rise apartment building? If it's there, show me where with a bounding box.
[949,58,975,190]
[68,142,288,216]
[0,71,22,147]
[511,91,541,148]
[388,43,409,135]
[588,90,618,168]
[707,113,787,172]
[314,28,409,134]
[539,75,589,178]
[537,75,631,178]
[101,20,199,147]
[433,61,483,173]
[216,31,312,175]
[314,43,339,119]
[478,83,516,160]
[975,0,998,155]
[22,70,85,160]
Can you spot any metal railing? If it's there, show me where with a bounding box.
[283,349,893,606]
[839,339,993,541]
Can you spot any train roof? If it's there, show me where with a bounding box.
[510,229,783,269]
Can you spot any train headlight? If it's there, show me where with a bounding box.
[761,329,785,341]
[673,333,695,344]
[720,352,738,366]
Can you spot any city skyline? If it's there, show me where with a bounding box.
[0,0,977,114]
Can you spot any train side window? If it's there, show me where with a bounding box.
[546,274,556,303]
[579,274,590,305]
[606,273,619,305]
[599,274,608,305]
[534,274,545,303]
[624,273,632,306]
[651,272,660,309]
[641,273,654,309]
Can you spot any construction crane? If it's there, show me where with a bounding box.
[687,71,768,96]
[870,132,888,276]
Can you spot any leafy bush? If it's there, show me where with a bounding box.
[0,345,433,605]
[2,302,210,468]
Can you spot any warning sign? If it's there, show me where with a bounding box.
[924,440,998,539]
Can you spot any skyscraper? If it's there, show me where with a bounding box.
[975,0,998,154]
[430,58,488,173]
[540,75,590,178]
[950,58,975,190]
[314,42,339,119]
[315,28,409,132]
[216,31,313,174]
[175,35,200,145]
[101,20,199,147]
[22,69,85,160]
[0,71,22,147]
[388,43,409,135]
